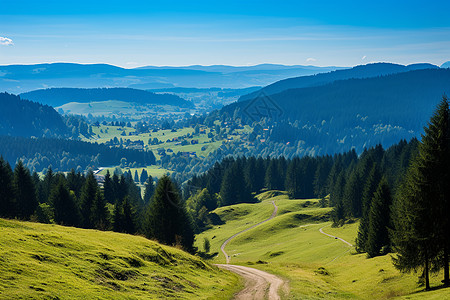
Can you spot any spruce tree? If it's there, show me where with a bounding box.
[134,170,139,183]
[50,178,80,226]
[144,176,194,252]
[103,170,115,204]
[13,160,37,219]
[392,96,450,289]
[143,176,155,204]
[80,171,98,228]
[0,157,15,218]
[356,164,382,252]
[92,189,108,230]
[366,177,392,258]
[140,169,149,184]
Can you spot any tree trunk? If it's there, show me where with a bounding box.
[425,253,431,290]
[443,247,450,286]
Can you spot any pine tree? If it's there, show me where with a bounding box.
[122,196,136,234]
[50,178,80,226]
[143,176,155,204]
[80,171,98,228]
[92,189,108,230]
[144,176,194,252]
[366,177,392,258]
[0,157,15,218]
[134,170,139,183]
[220,162,252,206]
[356,164,382,252]
[13,160,37,219]
[285,158,301,198]
[392,96,450,289]
[140,169,149,184]
[103,170,115,204]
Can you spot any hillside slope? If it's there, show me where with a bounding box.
[196,192,450,299]
[20,88,194,108]
[238,62,439,102]
[0,218,240,299]
[0,92,68,137]
[222,68,450,153]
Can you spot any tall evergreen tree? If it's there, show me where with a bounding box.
[92,189,108,230]
[356,164,382,252]
[392,96,450,289]
[50,178,80,226]
[80,171,98,228]
[0,157,15,218]
[103,170,115,204]
[140,169,149,184]
[13,160,38,219]
[144,176,194,252]
[366,177,392,258]
[143,176,155,204]
[220,162,252,206]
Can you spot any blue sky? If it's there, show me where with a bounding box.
[0,0,449,67]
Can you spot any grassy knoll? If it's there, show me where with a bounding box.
[0,219,241,299]
[195,191,450,299]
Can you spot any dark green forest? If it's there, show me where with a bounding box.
[20,87,194,108]
[0,135,156,172]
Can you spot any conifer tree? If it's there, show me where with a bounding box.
[144,176,194,252]
[80,171,98,228]
[140,169,148,184]
[0,157,15,218]
[143,176,155,204]
[13,160,37,219]
[366,177,392,258]
[356,164,382,252]
[103,170,115,204]
[50,178,80,226]
[92,189,108,230]
[392,96,450,288]
[134,170,139,183]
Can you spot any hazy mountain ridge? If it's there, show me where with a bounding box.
[0,63,343,94]
[238,62,439,102]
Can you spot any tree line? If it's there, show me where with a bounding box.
[0,135,156,173]
[0,161,194,252]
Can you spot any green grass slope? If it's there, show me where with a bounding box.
[0,219,240,299]
[196,191,450,299]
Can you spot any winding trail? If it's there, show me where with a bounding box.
[216,201,286,300]
[220,201,278,264]
[319,224,353,247]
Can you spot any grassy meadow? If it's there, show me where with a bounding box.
[0,219,241,299]
[196,191,450,299]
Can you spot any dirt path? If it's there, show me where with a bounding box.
[319,224,353,247]
[220,200,278,264]
[217,201,286,299]
[216,264,284,300]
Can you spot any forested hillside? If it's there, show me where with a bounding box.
[20,88,194,108]
[239,62,439,101]
[221,68,450,154]
[0,136,156,172]
[0,93,69,137]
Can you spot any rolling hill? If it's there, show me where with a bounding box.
[195,191,450,299]
[0,218,240,299]
[0,92,69,137]
[238,62,439,102]
[20,88,194,108]
[222,68,450,154]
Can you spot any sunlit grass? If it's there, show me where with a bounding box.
[0,219,241,299]
[195,191,450,299]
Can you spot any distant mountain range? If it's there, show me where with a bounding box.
[221,65,450,154]
[0,63,343,94]
[239,62,439,102]
[20,87,194,108]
